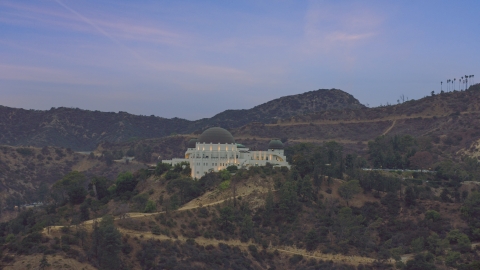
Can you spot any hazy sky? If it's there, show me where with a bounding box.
[1,1,479,120]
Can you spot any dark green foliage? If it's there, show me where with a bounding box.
[167,177,202,204]
[79,203,89,221]
[357,171,402,193]
[137,239,158,269]
[155,162,171,175]
[263,190,274,227]
[144,200,156,213]
[461,191,480,228]
[368,135,417,169]
[405,253,436,270]
[285,141,345,179]
[114,172,138,195]
[440,188,452,202]
[51,171,87,205]
[226,165,238,173]
[424,210,440,222]
[103,151,114,166]
[289,254,303,265]
[135,144,152,162]
[172,162,191,176]
[335,207,365,244]
[198,171,223,190]
[67,185,87,205]
[39,255,50,269]
[91,215,122,270]
[165,170,180,180]
[305,229,319,251]
[132,193,149,210]
[89,176,109,200]
[457,261,480,270]
[218,206,235,234]
[405,186,417,207]
[381,192,400,216]
[279,179,299,222]
[16,148,34,156]
[240,215,254,242]
[338,180,361,206]
[297,176,314,203]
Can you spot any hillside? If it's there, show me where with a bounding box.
[0,145,146,219]
[2,159,480,269]
[99,85,480,163]
[0,89,363,150]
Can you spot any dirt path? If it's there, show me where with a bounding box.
[381,119,396,136]
[118,228,383,266]
[42,193,385,266]
[262,110,480,127]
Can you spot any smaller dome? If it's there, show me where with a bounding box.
[236,143,246,148]
[268,139,284,149]
[187,138,198,148]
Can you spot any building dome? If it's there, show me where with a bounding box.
[268,139,284,149]
[198,127,235,144]
[187,138,198,148]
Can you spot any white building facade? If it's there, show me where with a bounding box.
[162,127,290,178]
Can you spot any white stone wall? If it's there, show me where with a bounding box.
[162,142,290,179]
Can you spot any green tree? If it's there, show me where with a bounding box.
[240,215,254,242]
[218,206,235,234]
[36,182,49,202]
[144,200,157,213]
[447,229,471,252]
[335,207,364,242]
[425,210,440,222]
[338,180,361,206]
[405,253,436,270]
[155,162,171,176]
[68,185,88,205]
[426,232,449,255]
[305,229,319,251]
[114,172,138,195]
[39,255,50,270]
[96,215,122,269]
[103,151,114,166]
[137,239,158,269]
[80,203,90,221]
[381,192,400,216]
[263,189,274,226]
[279,179,299,222]
[297,176,314,202]
[445,251,461,267]
[220,169,231,180]
[461,191,480,228]
[411,237,425,253]
[89,176,109,200]
[52,171,87,205]
[405,186,417,207]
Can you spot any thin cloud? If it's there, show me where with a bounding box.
[0,64,109,85]
[301,2,383,56]
[0,1,188,47]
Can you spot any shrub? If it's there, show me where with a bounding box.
[219,180,230,191]
[289,254,303,264]
[144,200,157,213]
[151,225,161,235]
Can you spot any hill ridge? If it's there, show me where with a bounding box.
[0,88,363,150]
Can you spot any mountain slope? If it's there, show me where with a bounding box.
[0,89,363,150]
[192,88,364,129]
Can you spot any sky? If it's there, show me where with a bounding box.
[1,0,479,120]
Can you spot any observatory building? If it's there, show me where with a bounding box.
[162,127,290,178]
